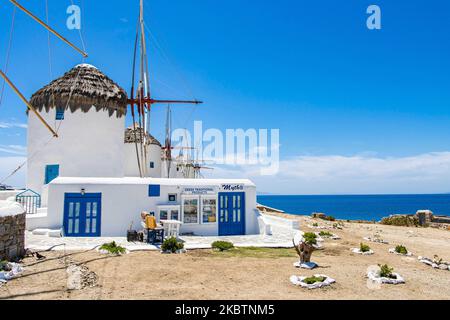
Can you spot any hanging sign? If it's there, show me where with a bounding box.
[182,186,217,195]
[220,184,245,192]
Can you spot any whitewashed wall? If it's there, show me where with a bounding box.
[124,143,162,178]
[39,178,258,237]
[27,108,125,200]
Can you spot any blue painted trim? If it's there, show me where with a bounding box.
[148,184,161,197]
[45,164,59,184]
[55,108,65,120]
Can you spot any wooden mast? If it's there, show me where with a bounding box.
[0,70,58,137]
[129,0,203,178]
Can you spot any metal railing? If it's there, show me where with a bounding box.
[15,189,41,214]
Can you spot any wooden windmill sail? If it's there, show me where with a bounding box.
[0,0,88,138]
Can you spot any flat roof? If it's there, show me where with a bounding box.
[51,177,256,187]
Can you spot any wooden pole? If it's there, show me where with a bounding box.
[0,70,58,137]
[8,0,88,58]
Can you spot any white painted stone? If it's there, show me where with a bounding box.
[351,248,374,255]
[367,270,405,285]
[290,274,336,289]
[389,248,413,256]
[293,261,318,269]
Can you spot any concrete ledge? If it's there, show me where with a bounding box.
[260,213,300,230]
[26,211,50,231]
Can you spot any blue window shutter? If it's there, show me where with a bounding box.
[45,165,60,184]
[148,185,160,197]
[56,108,65,120]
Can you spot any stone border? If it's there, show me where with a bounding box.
[351,248,374,255]
[389,248,413,256]
[363,236,389,244]
[367,270,405,284]
[290,274,336,289]
[418,256,450,271]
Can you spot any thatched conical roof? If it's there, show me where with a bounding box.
[30,64,128,117]
[124,124,162,147]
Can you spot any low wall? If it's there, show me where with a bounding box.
[0,213,26,261]
[259,213,300,231]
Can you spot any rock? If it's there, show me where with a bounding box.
[439,264,448,270]
[293,261,318,269]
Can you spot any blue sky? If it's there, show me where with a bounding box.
[0,0,450,194]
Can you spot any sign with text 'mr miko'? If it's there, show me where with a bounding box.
[182,187,217,195]
[220,184,245,192]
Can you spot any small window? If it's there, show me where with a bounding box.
[168,194,177,202]
[160,210,168,220]
[201,197,217,224]
[55,108,65,120]
[150,162,155,169]
[148,185,160,197]
[183,197,199,224]
[45,164,59,184]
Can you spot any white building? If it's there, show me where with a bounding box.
[25,64,260,237]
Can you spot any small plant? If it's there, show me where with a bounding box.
[319,231,333,237]
[99,241,126,255]
[325,216,336,222]
[161,237,184,253]
[433,255,443,264]
[379,264,396,279]
[303,276,326,285]
[212,241,234,252]
[0,260,9,271]
[395,245,408,255]
[312,222,319,227]
[360,243,371,253]
[303,232,318,245]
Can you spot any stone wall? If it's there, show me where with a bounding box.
[0,213,26,261]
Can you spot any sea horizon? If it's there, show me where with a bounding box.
[256,193,450,221]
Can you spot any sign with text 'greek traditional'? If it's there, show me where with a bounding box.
[182,186,217,195]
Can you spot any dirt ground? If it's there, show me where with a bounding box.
[1,215,449,300]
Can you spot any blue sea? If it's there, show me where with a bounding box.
[257,194,450,221]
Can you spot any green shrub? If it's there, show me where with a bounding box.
[319,231,333,237]
[303,276,326,285]
[99,241,126,255]
[360,243,371,253]
[303,232,317,245]
[379,264,395,278]
[161,237,184,253]
[0,260,9,271]
[212,241,234,252]
[312,222,319,227]
[395,245,408,255]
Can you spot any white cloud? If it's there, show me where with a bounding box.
[207,152,450,195]
[0,145,26,156]
[0,121,27,129]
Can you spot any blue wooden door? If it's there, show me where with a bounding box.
[218,192,245,236]
[63,193,102,237]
